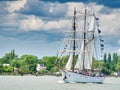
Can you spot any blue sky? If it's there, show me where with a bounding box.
[41,0,120,8]
[0,0,120,59]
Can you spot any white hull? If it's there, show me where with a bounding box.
[62,70,105,83]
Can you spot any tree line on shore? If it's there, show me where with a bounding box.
[0,50,120,76]
[0,50,58,75]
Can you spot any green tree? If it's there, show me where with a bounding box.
[113,53,118,64]
[10,59,21,68]
[44,56,57,71]
[103,53,107,63]
[59,55,69,69]
[93,59,99,69]
[0,53,12,64]
[0,50,18,64]
[102,66,111,75]
[19,65,29,74]
[4,66,14,73]
[19,55,38,73]
[116,59,120,72]
[0,65,4,74]
[108,53,111,63]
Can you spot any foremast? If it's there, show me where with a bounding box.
[72,8,77,72]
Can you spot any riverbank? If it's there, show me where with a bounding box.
[0,72,62,76]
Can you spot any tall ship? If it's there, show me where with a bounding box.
[57,7,105,83]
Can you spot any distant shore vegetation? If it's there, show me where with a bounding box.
[0,50,120,76]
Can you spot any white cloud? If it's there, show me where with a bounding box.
[6,0,27,13]
[49,7,53,13]
[117,49,120,54]
[14,1,119,36]
[19,15,71,31]
[99,11,120,36]
[3,1,120,36]
[66,2,85,16]
[20,15,43,31]
[87,3,103,13]
[119,40,120,44]
[43,20,70,30]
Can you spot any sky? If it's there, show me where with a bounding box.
[0,0,120,59]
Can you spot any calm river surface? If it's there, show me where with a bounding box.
[0,76,120,90]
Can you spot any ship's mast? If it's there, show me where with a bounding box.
[83,8,87,70]
[72,8,76,72]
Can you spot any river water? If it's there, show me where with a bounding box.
[0,76,120,90]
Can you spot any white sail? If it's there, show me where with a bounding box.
[84,39,94,69]
[83,17,95,69]
[75,39,94,70]
[88,17,95,31]
[65,53,73,70]
[75,17,95,70]
[75,40,84,70]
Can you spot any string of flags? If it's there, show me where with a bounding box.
[60,33,78,57]
[95,17,104,57]
[60,35,71,56]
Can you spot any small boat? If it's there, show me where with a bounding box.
[57,7,105,83]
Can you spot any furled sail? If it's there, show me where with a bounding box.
[65,53,73,70]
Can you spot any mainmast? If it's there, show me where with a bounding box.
[72,8,76,72]
[83,8,87,70]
